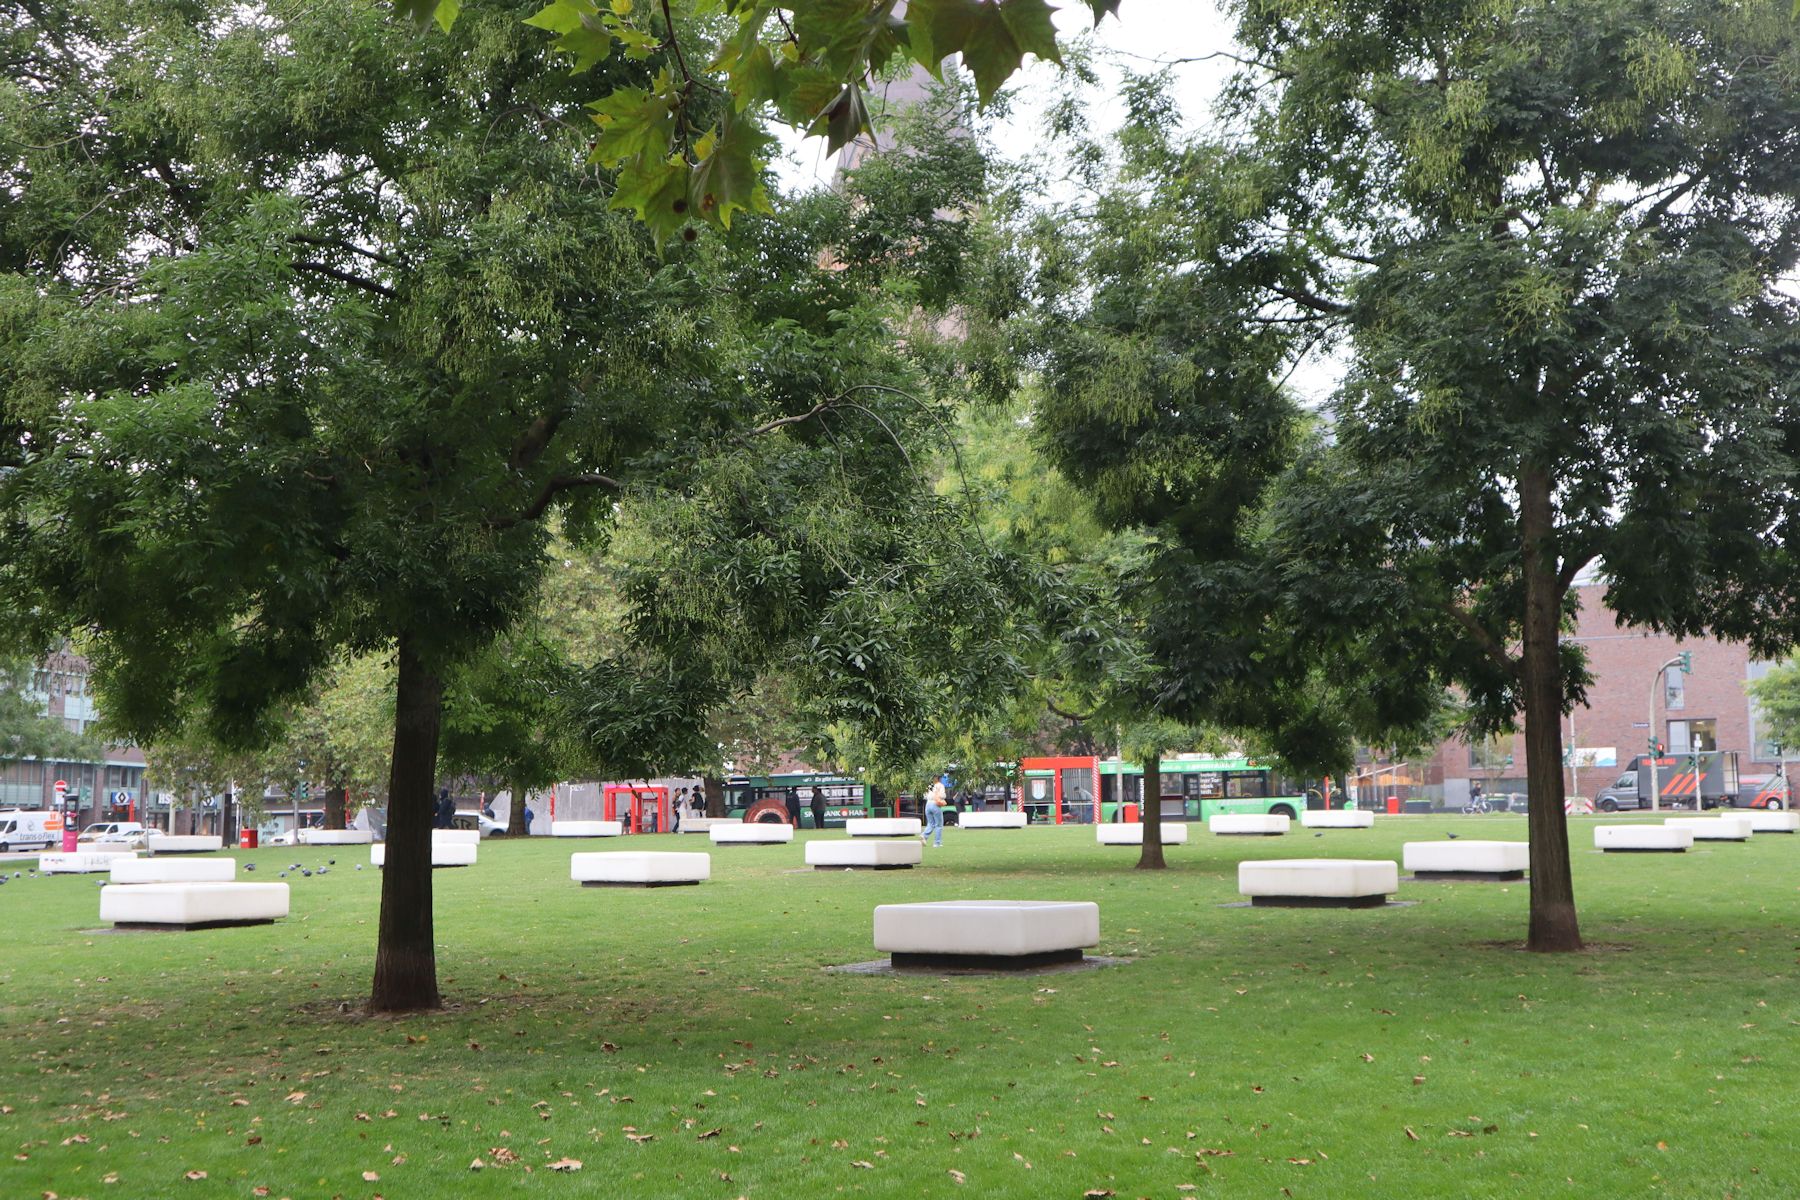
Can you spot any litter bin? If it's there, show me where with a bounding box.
[1385,795,1401,815]
[1121,803,1140,824]
[62,827,79,852]
[240,828,259,849]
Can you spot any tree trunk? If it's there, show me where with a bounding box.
[1518,468,1582,953]
[1136,750,1165,870]
[324,785,348,831]
[703,774,726,819]
[369,632,446,1013]
[507,773,529,836]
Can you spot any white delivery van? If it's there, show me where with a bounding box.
[77,821,147,846]
[0,810,62,852]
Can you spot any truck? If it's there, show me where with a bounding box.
[1594,751,1740,812]
[0,810,63,852]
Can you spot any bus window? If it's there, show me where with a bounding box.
[1225,772,1268,799]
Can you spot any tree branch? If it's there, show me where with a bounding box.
[289,260,397,298]
[289,232,399,268]
[1444,600,1521,679]
[1266,283,1349,315]
[487,472,625,531]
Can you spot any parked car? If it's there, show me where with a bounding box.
[77,821,148,847]
[449,811,508,838]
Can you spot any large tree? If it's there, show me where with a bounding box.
[0,0,980,1012]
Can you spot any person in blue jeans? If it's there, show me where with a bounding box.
[922,778,947,847]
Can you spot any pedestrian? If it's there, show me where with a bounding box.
[809,786,827,832]
[481,795,495,820]
[672,787,685,833]
[434,787,454,829]
[784,786,803,827]
[922,777,946,847]
[523,804,535,833]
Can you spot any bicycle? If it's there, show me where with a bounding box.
[1465,794,1491,815]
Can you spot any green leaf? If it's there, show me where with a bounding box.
[805,83,871,157]
[1082,0,1123,25]
[608,154,692,244]
[690,115,772,229]
[903,0,980,76]
[432,0,461,33]
[773,64,848,126]
[728,42,779,112]
[586,86,677,166]
[392,0,450,30]
[523,0,585,34]
[998,0,1061,67]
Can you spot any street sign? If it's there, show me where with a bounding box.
[53,779,67,797]
[1630,722,1650,728]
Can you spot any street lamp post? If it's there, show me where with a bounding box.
[1645,653,1690,812]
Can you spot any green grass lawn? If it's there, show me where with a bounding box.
[1,816,1795,1199]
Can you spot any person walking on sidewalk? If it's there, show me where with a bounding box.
[922,777,947,848]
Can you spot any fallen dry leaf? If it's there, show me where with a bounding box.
[851,1160,875,1169]
[1084,1190,1115,1198]
[547,1157,582,1172]
[489,1147,520,1165]
[696,1128,722,1141]
[947,1169,966,1184]
[469,1159,485,1171]
[1287,1157,1313,1165]
[1657,1141,1669,1151]
[362,1171,379,1182]
[183,1170,207,1181]
[1404,1127,1420,1142]
[253,1188,270,1197]
[1195,1148,1234,1158]
[284,1092,306,1103]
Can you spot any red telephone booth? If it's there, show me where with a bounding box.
[1018,756,1100,824]
[603,785,670,834]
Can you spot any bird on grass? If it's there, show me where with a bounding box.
[1445,832,1459,839]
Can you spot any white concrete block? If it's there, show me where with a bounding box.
[298,829,373,845]
[873,900,1099,965]
[1300,809,1375,829]
[958,811,1027,829]
[1595,824,1693,852]
[40,851,137,874]
[682,817,741,834]
[552,821,624,838]
[101,881,289,928]
[571,851,709,886]
[1095,823,1189,846]
[1403,840,1528,879]
[845,817,924,838]
[1664,816,1754,841]
[1747,809,1800,833]
[709,822,794,845]
[372,841,477,868]
[111,857,236,884]
[806,839,923,869]
[146,835,224,854]
[1237,859,1398,906]
[433,828,482,846]
[1210,814,1291,836]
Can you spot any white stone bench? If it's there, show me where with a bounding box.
[552,821,624,838]
[372,841,477,868]
[146,835,223,855]
[40,851,137,874]
[873,900,1099,969]
[1210,814,1291,837]
[709,822,793,845]
[845,817,923,838]
[806,839,923,870]
[681,816,740,834]
[957,811,1027,830]
[1300,809,1375,830]
[433,828,482,846]
[1403,840,1528,880]
[1595,825,1693,853]
[1237,859,1398,907]
[111,857,236,884]
[299,829,374,845]
[100,881,288,930]
[1747,810,1799,833]
[570,851,709,887]
[1664,816,1754,841]
[1095,823,1189,846]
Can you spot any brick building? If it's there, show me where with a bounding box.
[1353,577,1786,809]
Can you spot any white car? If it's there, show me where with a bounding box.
[78,821,148,847]
[450,812,509,838]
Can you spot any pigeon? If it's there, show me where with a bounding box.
[355,864,364,871]
[328,859,335,865]
[1314,832,1324,838]
[302,868,312,877]
[245,863,256,872]
[280,871,288,878]
[1445,832,1459,839]
[95,879,106,887]
[317,868,328,876]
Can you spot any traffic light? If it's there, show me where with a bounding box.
[1678,650,1692,673]
[1648,737,1665,756]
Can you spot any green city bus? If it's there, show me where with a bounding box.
[1020,754,1310,823]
